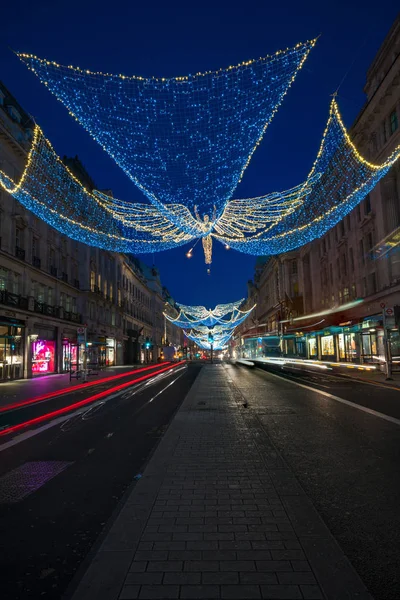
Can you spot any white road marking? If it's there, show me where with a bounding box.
[0,365,186,451]
[251,369,400,427]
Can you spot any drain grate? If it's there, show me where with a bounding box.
[0,461,72,504]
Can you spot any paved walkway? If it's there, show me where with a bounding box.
[69,365,373,600]
[0,365,145,407]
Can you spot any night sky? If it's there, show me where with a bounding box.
[1,1,398,307]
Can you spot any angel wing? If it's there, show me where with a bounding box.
[212,174,321,239]
[93,191,204,242]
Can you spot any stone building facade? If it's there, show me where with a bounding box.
[236,15,400,366]
[0,80,182,380]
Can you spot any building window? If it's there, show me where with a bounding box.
[369,272,377,294]
[360,240,365,264]
[390,110,398,135]
[0,267,8,291]
[291,260,298,274]
[349,248,354,272]
[342,254,347,276]
[48,287,53,305]
[340,220,345,238]
[364,194,371,215]
[343,287,349,302]
[356,204,361,221]
[382,120,387,144]
[351,284,356,298]
[90,270,96,291]
[346,215,351,231]
[15,226,23,248]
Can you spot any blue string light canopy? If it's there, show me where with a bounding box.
[213,98,400,254]
[17,40,316,228]
[1,98,399,262]
[163,300,255,351]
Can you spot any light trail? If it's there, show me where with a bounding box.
[0,363,182,437]
[0,363,172,414]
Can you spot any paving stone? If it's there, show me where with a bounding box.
[179,584,220,598]
[184,561,220,572]
[168,551,202,560]
[260,584,302,599]
[202,572,239,584]
[134,551,168,561]
[240,572,278,585]
[119,585,140,599]
[146,561,183,572]
[290,561,311,572]
[277,572,317,585]
[163,572,201,585]
[221,584,261,598]
[201,550,237,561]
[129,562,147,573]
[220,560,256,572]
[138,585,179,599]
[255,561,292,572]
[125,572,163,585]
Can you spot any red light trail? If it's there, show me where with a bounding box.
[0,362,182,437]
[0,363,172,414]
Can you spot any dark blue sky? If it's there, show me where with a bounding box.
[1,1,398,306]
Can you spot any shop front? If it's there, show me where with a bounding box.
[106,337,115,366]
[338,327,359,362]
[31,339,56,375]
[360,317,384,364]
[62,329,78,373]
[320,332,336,361]
[307,336,318,359]
[0,318,25,381]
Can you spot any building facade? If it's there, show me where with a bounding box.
[0,81,182,381]
[236,15,400,367]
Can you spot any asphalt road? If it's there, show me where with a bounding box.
[227,362,400,600]
[0,362,202,599]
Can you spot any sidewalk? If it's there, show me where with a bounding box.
[0,365,145,407]
[69,364,372,600]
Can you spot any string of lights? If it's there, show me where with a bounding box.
[213,98,400,254]
[17,40,316,225]
[164,300,255,351]
[2,97,398,264]
[0,125,196,253]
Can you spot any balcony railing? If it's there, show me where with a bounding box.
[34,300,58,317]
[64,310,82,323]
[15,246,25,260]
[0,289,82,323]
[32,255,41,268]
[0,289,29,310]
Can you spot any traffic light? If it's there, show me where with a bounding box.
[145,337,151,349]
[208,332,214,344]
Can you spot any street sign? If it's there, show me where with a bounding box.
[380,302,386,309]
[385,307,394,316]
[77,326,86,334]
